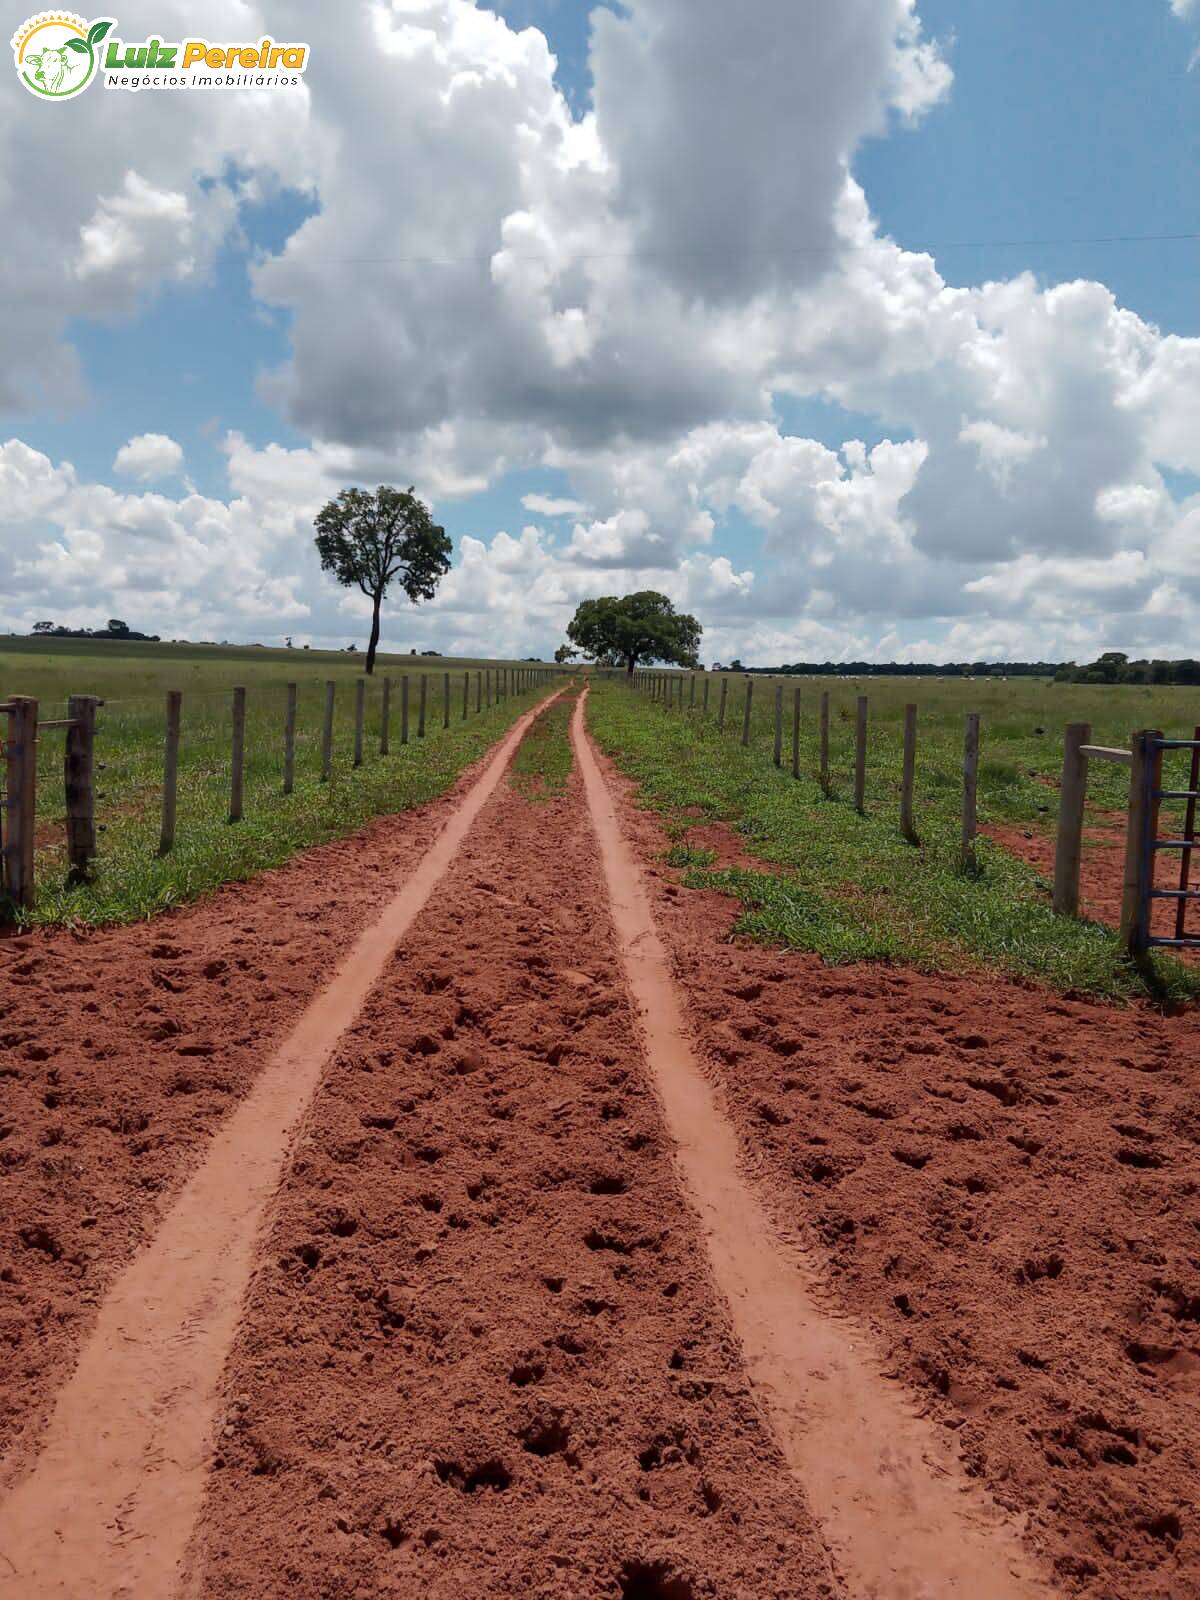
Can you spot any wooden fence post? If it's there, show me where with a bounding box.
[718,677,728,732]
[1120,730,1161,954]
[703,676,710,715]
[229,686,246,822]
[773,684,783,768]
[486,669,493,709]
[283,682,298,789]
[64,694,99,884]
[961,712,980,871]
[159,690,182,852]
[476,671,482,714]
[689,674,696,710]
[419,674,428,738]
[791,688,801,780]
[3,696,37,910]
[380,678,391,756]
[354,678,366,767]
[741,678,754,748]
[854,696,868,813]
[321,682,335,781]
[819,692,830,794]
[900,703,918,843]
[443,671,450,730]
[462,670,469,721]
[401,675,410,746]
[1052,722,1091,915]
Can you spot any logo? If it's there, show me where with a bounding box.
[11,13,310,97]
[11,12,114,99]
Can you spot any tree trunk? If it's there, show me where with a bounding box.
[365,591,382,676]
[625,653,636,678]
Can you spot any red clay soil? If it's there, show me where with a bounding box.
[983,817,1199,952]
[609,766,1200,1599]
[182,750,839,1599]
[0,740,526,1484]
[6,692,1200,1600]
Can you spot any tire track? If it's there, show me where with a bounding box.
[571,688,1058,1600]
[182,694,837,1598]
[0,692,561,1600]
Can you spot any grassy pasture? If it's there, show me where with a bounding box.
[1,636,565,926]
[510,689,576,802]
[587,672,1200,1004]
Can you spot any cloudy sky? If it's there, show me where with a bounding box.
[2,0,1199,665]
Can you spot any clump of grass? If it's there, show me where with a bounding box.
[663,842,718,869]
[586,681,1200,1006]
[510,692,575,802]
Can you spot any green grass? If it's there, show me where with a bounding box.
[510,691,576,802]
[1,637,568,927]
[662,843,718,869]
[586,677,1200,1006]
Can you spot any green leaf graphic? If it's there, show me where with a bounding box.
[66,37,89,52]
[87,19,113,45]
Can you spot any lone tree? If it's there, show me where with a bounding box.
[314,485,452,675]
[565,591,701,678]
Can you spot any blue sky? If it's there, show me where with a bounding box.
[16,0,1196,493]
[3,0,1198,663]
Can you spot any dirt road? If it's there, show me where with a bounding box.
[1,687,1194,1597]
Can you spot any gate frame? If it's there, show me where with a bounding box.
[1127,728,1200,957]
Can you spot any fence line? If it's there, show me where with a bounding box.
[619,673,1200,954]
[623,671,996,875]
[1,665,569,916]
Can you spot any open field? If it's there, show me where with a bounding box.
[588,674,1200,1002]
[628,669,1200,825]
[2,686,1198,1599]
[0,637,566,926]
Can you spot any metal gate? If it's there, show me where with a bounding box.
[1135,727,1200,954]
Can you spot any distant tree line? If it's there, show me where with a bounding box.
[709,652,1200,683]
[30,618,160,642]
[1052,651,1200,686]
[713,659,1059,678]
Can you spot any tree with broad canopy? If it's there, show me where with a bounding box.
[565,592,702,677]
[314,485,452,675]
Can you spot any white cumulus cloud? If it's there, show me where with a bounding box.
[113,433,185,482]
